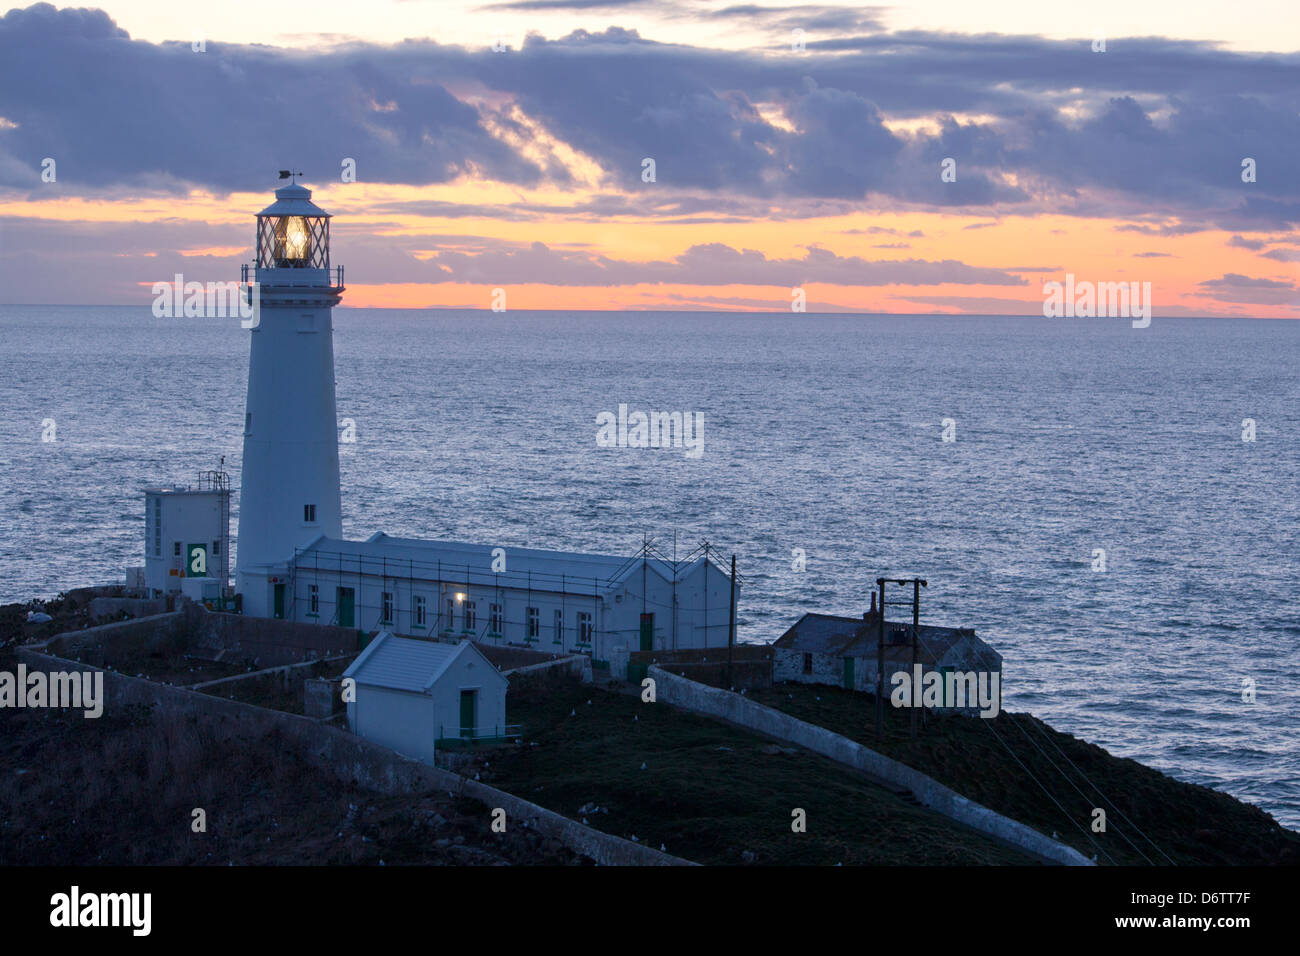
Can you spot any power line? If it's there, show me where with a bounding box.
[902,621,1119,865]
[1022,713,1175,865]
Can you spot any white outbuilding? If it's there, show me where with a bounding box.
[342,632,509,763]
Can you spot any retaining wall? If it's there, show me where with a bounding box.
[45,611,187,665]
[648,665,1093,866]
[88,597,168,623]
[15,641,689,866]
[501,656,589,680]
[182,603,359,665]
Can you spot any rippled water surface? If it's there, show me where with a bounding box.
[1,306,1296,828]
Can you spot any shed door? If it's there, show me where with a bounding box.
[459,690,476,739]
[842,656,854,690]
[639,613,654,652]
[273,583,285,619]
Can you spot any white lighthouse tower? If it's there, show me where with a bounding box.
[236,178,345,618]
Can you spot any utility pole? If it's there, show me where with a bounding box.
[874,576,927,740]
[875,578,885,741]
[726,554,737,688]
[911,577,921,740]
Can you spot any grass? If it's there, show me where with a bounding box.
[474,671,1042,865]
[198,658,353,715]
[0,648,583,865]
[745,681,1300,866]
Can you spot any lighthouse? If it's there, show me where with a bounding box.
[236,178,345,618]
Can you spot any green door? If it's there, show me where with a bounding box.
[843,656,854,690]
[639,613,654,652]
[336,587,355,628]
[273,583,285,619]
[459,690,475,739]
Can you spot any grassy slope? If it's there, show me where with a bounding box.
[477,671,1042,865]
[746,681,1300,866]
[0,652,581,866]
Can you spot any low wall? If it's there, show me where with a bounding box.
[648,665,1093,866]
[628,645,773,689]
[46,611,187,665]
[475,644,571,672]
[658,661,772,690]
[88,597,168,623]
[15,642,689,867]
[631,645,773,665]
[183,603,359,665]
[501,655,590,681]
[43,607,359,671]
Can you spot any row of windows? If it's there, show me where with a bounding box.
[308,586,594,643]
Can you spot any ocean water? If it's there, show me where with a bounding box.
[0,305,1296,830]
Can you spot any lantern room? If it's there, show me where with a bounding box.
[255,183,331,270]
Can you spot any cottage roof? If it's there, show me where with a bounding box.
[775,613,1001,670]
[773,613,865,653]
[343,633,491,693]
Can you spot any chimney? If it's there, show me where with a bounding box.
[864,591,878,619]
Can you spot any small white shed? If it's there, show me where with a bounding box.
[342,633,508,763]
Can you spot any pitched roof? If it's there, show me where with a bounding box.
[343,633,486,693]
[292,533,720,597]
[773,613,865,653]
[775,613,1001,669]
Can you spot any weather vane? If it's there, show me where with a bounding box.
[278,169,304,184]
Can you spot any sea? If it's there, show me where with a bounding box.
[0,305,1296,829]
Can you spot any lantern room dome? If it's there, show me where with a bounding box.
[256,183,331,219]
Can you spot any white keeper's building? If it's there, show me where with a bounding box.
[286,533,736,662]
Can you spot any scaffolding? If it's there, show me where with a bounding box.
[197,462,232,594]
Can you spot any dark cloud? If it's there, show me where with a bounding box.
[0,213,1029,299]
[1199,273,1299,306]
[478,0,658,10]
[414,239,1030,286]
[701,4,887,34]
[0,4,1296,230]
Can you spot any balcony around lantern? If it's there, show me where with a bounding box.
[242,261,344,288]
[241,261,345,309]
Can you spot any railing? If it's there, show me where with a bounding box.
[436,724,522,748]
[240,262,344,290]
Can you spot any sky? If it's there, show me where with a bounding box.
[0,0,1297,315]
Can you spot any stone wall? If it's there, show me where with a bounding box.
[630,644,773,689]
[87,597,168,623]
[474,644,572,672]
[182,603,360,666]
[15,641,690,867]
[500,655,589,681]
[43,606,360,670]
[774,647,861,690]
[648,665,1093,866]
[304,678,340,718]
[630,645,773,666]
[46,611,188,665]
